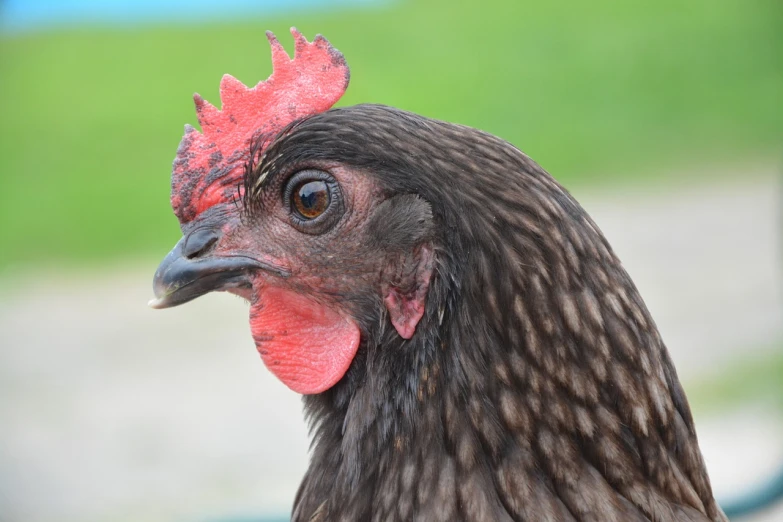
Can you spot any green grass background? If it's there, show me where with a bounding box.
[0,0,781,271]
[687,341,783,414]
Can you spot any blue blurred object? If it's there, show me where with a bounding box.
[721,462,783,519]
[0,0,386,33]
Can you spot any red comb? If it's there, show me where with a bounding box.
[171,28,350,224]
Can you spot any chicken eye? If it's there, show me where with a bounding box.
[283,170,343,234]
[292,180,330,219]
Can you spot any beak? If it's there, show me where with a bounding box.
[149,230,285,309]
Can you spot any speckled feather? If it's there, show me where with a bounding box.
[244,105,727,522]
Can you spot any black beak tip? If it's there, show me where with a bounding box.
[149,238,188,309]
[147,296,170,309]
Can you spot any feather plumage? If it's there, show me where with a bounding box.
[240,104,727,522]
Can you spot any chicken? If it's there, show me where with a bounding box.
[150,29,727,522]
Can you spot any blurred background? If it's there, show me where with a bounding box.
[0,0,781,521]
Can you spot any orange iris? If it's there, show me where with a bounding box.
[293,180,330,219]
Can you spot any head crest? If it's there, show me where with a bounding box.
[171,28,350,224]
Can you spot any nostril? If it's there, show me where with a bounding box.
[182,229,219,259]
[185,237,217,259]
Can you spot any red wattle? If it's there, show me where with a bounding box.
[249,287,360,394]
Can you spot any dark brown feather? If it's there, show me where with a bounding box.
[247,104,726,522]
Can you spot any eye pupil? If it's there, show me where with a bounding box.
[293,180,330,219]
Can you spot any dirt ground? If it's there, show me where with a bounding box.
[1,171,781,522]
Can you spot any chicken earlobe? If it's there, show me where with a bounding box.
[368,193,436,339]
[382,243,434,339]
